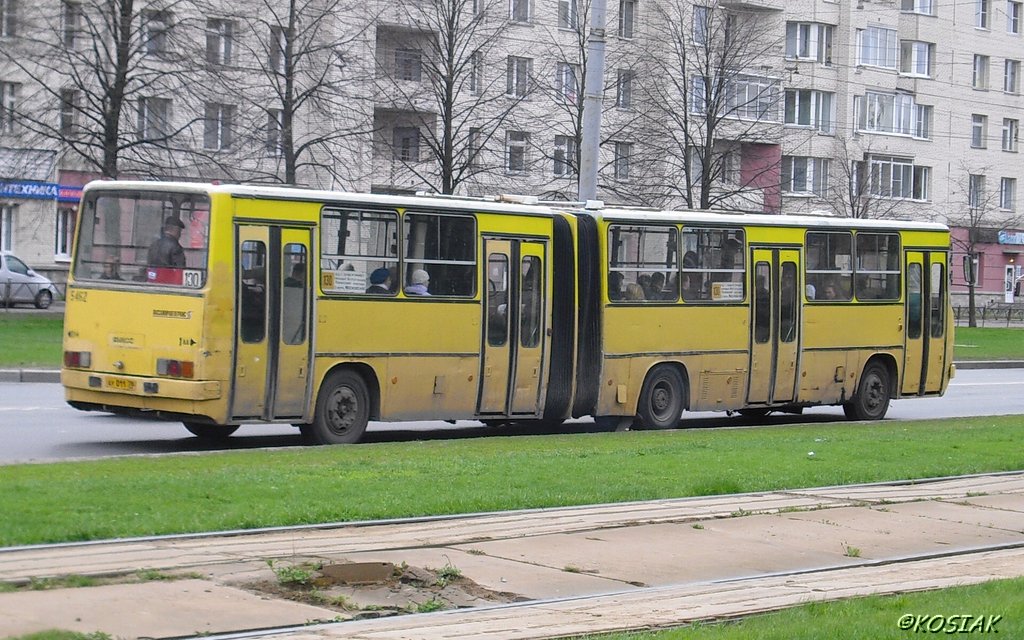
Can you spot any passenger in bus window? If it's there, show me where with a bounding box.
[405,269,431,295]
[624,283,645,301]
[284,262,305,287]
[366,267,392,294]
[608,271,624,300]
[822,280,840,300]
[681,251,701,300]
[99,258,123,280]
[147,217,186,267]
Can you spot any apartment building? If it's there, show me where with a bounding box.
[0,0,1021,301]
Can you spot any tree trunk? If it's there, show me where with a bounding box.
[968,283,977,328]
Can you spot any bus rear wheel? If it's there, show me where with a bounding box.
[636,365,685,430]
[306,370,370,445]
[183,423,240,440]
[843,361,892,421]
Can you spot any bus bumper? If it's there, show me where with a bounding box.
[62,370,222,401]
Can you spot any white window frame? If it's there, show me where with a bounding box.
[784,89,834,133]
[557,0,578,29]
[506,56,531,98]
[977,0,991,28]
[393,126,420,162]
[974,55,990,88]
[900,41,933,77]
[618,0,636,38]
[972,114,988,148]
[614,141,632,180]
[0,205,13,252]
[1002,117,1019,151]
[206,18,233,66]
[1000,177,1017,210]
[914,104,933,139]
[968,174,985,208]
[616,69,633,108]
[395,48,422,82]
[270,26,287,74]
[785,22,834,65]
[266,109,283,156]
[1005,59,1020,93]
[693,5,709,45]
[1010,1,1022,34]
[725,74,777,121]
[507,130,529,172]
[857,26,898,69]
[510,0,530,23]
[555,62,579,102]
[689,76,707,114]
[554,134,577,176]
[868,156,929,200]
[62,1,81,49]
[0,0,15,38]
[781,156,829,197]
[203,102,234,151]
[901,0,935,15]
[855,91,917,136]
[60,88,77,135]
[55,207,75,259]
[142,10,171,56]
[137,96,170,139]
[1,81,17,133]
[469,51,483,95]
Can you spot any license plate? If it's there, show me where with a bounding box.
[106,377,136,391]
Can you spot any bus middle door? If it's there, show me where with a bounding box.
[478,238,547,417]
[748,247,801,405]
[232,225,312,421]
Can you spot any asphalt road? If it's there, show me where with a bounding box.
[1,368,1022,464]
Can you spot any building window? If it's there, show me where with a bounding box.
[725,74,777,120]
[62,1,81,48]
[206,19,233,65]
[1010,1,1022,34]
[693,5,709,45]
[510,0,529,22]
[785,22,834,65]
[556,62,578,102]
[137,96,170,139]
[507,130,528,172]
[1005,59,1020,93]
[618,0,636,38]
[558,0,578,29]
[974,54,990,88]
[270,26,287,74]
[972,114,988,148]
[59,88,77,135]
[900,41,934,77]
[554,134,577,176]
[1003,118,1019,151]
[393,126,420,162]
[614,141,632,180]
[469,51,483,94]
[868,156,929,200]
[1,0,16,37]
[1,81,17,133]
[266,109,283,155]
[0,205,13,251]
[1001,177,1017,209]
[914,104,933,139]
[781,156,829,196]
[506,56,531,98]
[784,89,834,133]
[203,103,234,150]
[142,10,171,56]
[855,91,925,136]
[901,0,935,15]
[977,0,991,28]
[968,174,985,208]
[857,26,898,69]
[616,70,633,108]
[56,207,75,258]
[689,76,707,114]
[395,48,422,82]
[468,127,482,168]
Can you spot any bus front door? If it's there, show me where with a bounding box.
[903,251,948,395]
[232,225,312,421]
[748,248,801,405]
[478,238,547,417]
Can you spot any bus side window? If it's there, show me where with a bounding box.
[239,240,267,343]
[282,244,307,345]
[487,255,509,346]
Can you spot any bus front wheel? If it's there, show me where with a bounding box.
[636,365,686,430]
[183,422,240,440]
[306,370,370,445]
[843,361,892,421]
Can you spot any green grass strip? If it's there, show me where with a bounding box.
[0,316,64,368]
[953,327,1024,360]
[588,576,1024,639]
[1,416,1022,547]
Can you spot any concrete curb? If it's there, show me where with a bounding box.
[1,361,1021,384]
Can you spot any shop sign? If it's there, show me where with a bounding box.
[997,230,1024,245]
[0,180,59,200]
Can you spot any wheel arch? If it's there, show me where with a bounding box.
[317,362,381,421]
[862,352,899,397]
[637,360,691,413]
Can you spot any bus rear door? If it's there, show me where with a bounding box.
[903,251,948,395]
[748,247,801,405]
[479,238,547,417]
[232,225,313,421]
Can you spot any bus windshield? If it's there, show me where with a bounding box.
[74,190,210,288]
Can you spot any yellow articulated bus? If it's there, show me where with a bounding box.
[62,181,954,443]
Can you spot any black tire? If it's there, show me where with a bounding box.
[183,422,240,440]
[306,370,371,444]
[636,365,686,430]
[34,290,52,309]
[843,361,892,421]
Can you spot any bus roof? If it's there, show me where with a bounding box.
[81,181,949,232]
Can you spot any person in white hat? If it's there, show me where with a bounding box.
[404,268,431,296]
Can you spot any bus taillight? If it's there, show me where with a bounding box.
[64,351,92,368]
[157,359,194,379]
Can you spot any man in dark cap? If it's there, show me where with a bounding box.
[366,267,392,294]
[147,217,186,267]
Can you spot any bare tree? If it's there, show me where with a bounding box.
[371,0,526,194]
[0,0,198,178]
[946,162,1024,326]
[812,134,919,220]
[633,0,784,211]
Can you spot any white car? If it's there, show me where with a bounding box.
[0,252,59,309]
